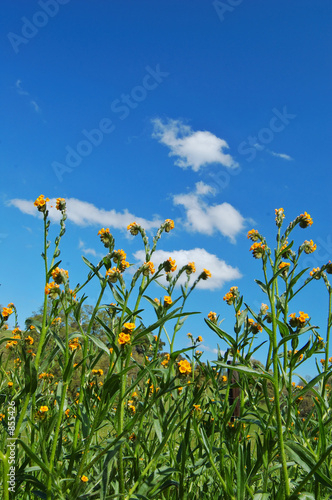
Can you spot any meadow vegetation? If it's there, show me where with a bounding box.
[0,197,332,499]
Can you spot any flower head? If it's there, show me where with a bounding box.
[127,222,140,236]
[223,286,238,305]
[80,476,88,483]
[275,208,285,227]
[69,338,81,351]
[208,311,217,323]
[164,219,174,232]
[289,312,309,329]
[51,267,69,284]
[298,212,313,228]
[34,195,50,212]
[186,262,196,275]
[122,322,135,334]
[302,240,317,254]
[250,242,266,259]
[164,296,172,307]
[164,257,177,273]
[55,198,66,211]
[106,267,121,283]
[118,332,131,345]
[310,267,321,279]
[1,307,13,320]
[143,261,155,276]
[247,229,260,241]
[178,359,191,375]
[200,269,212,280]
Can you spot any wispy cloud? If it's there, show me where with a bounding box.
[8,197,162,231]
[173,182,245,242]
[268,150,293,161]
[15,79,42,114]
[133,247,242,290]
[78,240,103,258]
[152,118,238,171]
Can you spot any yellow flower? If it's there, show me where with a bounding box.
[298,211,313,228]
[98,227,113,247]
[303,240,316,254]
[8,382,13,387]
[275,208,285,226]
[201,269,212,280]
[143,261,155,276]
[161,353,170,366]
[223,286,238,305]
[122,322,135,334]
[164,257,177,273]
[247,229,260,241]
[80,475,88,483]
[164,219,174,232]
[178,359,191,375]
[250,242,266,259]
[34,194,50,212]
[106,267,121,283]
[45,282,60,297]
[118,332,131,345]
[164,296,172,307]
[51,267,69,284]
[1,307,13,319]
[128,405,136,414]
[25,335,34,345]
[289,312,309,328]
[222,375,227,382]
[127,222,140,235]
[208,311,217,323]
[197,336,203,343]
[193,404,201,412]
[39,406,49,413]
[69,338,81,351]
[55,198,66,211]
[186,262,196,275]
[310,267,321,279]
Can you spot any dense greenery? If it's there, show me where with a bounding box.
[0,197,332,499]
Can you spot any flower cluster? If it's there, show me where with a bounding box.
[302,240,317,254]
[91,369,103,377]
[164,296,172,307]
[68,338,81,351]
[223,286,239,305]
[98,227,113,248]
[248,318,262,334]
[247,229,261,241]
[289,312,310,329]
[200,269,212,280]
[1,305,13,320]
[106,267,122,284]
[127,222,140,236]
[178,359,191,375]
[143,261,155,276]
[250,242,266,259]
[34,194,49,212]
[275,208,285,227]
[39,372,54,381]
[298,211,313,228]
[164,257,177,273]
[118,322,135,346]
[164,219,174,232]
[55,197,66,211]
[186,262,196,275]
[310,267,321,279]
[51,267,69,284]
[161,353,170,367]
[45,282,60,298]
[207,311,217,323]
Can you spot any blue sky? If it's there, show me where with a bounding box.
[1,1,331,376]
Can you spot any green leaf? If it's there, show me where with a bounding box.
[86,333,111,356]
[255,280,268,295]
[214,362,274,382]
[204,319,236,347]
[17,439,50,475]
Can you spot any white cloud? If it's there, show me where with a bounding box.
[269,150,293,161]
[78,239,102,258]
[8,198,162,231]
[152,118,238,171]
[14,79,42,114]
[173,184,245,243]
[133,248,242,290]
